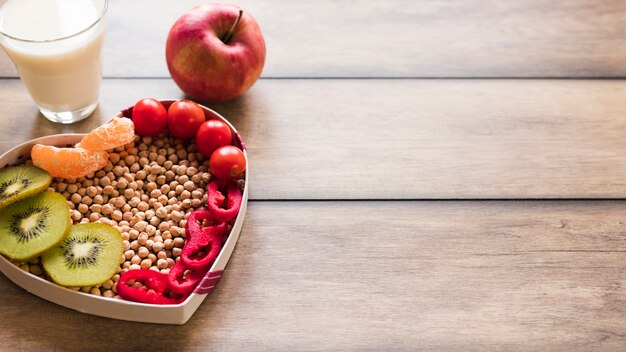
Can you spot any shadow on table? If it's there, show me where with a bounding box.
[1,275,227,351]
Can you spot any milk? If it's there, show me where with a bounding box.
[0,0,107,122]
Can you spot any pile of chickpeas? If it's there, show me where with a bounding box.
[16,132,230,298]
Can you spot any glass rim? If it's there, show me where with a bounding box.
[0,0,108,43]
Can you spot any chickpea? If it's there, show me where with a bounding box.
[156,259,168,269]
[100,176,111,187]
[101,204,113,215]
[156,207,168,219]
[148,217,159,227]
[140,259,152,269]
[124,250,135,260]
[173,237,185,248]
[158,221,170,232]
[137,233,148,245]
[137,201,149,211]
[67,184,78,193]
[156,175,166,186]
[191,199,202,208]
[164,238,174,250]
[134,221,148,232]
[146,182,158,193]
[89,213,100,222]
[149,189,162,199]
[157,251,167,260]
[93,194,104,205]
[82,195,93,206]
[178,175,190,184]
[102,279,114,290]
[117,178,129,189]
[137,246,149,258]
[124,189,134,200]
[131,255,141,265]
[172,247,182,257]
[70,193,82,204]
[152,241,165,252]
[128,196,141,207]
[169,226,180,237]
[113,165,124,177]
[114,197,125,208]
[183,181,195,191]
[180,190,191,200]
[164,170,176,182]
[129,229,140,240]
[122,212,133,222]
[111,210,123,221]
[77,203,89,214]
[124,155,135,165]
[90,204,103,214]
[103,185,115,195]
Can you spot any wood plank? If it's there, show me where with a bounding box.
[1,201,626,350]
[3,0,626,78]
[2,78,626,199]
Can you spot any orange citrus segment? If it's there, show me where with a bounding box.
[76,117,135,151]
[31,145,109,179]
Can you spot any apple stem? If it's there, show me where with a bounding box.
[222,10,243,44]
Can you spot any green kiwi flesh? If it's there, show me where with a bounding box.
[42,223,123,287]
[0,191,70,260]
[0,165,52,210]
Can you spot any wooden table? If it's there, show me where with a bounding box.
[2,1,626,350]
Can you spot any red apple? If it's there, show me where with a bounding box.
[166,4,266,103]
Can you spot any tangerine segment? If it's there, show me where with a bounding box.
[76,117,135,151]
[31,145,109,179]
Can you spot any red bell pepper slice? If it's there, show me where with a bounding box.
[180,227,223,271]
[207,180,242,223]
[181,209,227,271]
[167,261,205,295]
[117,269,184,305]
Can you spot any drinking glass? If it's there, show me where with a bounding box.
[0,0,108,124]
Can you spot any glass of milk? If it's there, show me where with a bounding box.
[0,0,108,124]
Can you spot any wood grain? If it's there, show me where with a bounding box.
[1,201,626,351]
[2,78,626,199]
[3,0,626,78]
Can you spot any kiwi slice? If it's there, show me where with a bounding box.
[0,191,70,260]
[0,165,52,210]
[42,223,123,287]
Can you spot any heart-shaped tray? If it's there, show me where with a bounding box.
[0,102,248,324]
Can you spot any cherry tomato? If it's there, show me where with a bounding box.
[209,145,246,180]
[196,120,233,158]
[132,98,167,136]
[167,100,206,139]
